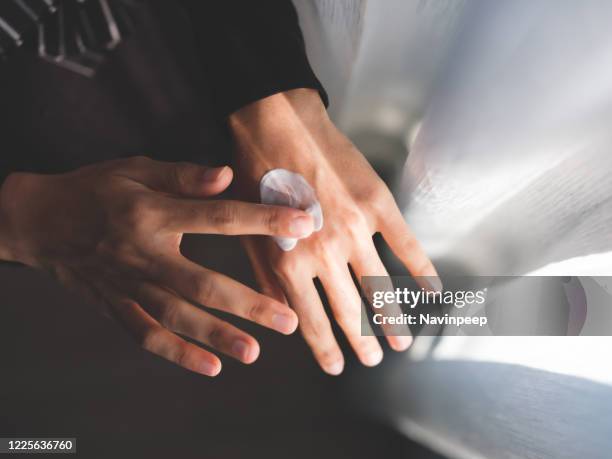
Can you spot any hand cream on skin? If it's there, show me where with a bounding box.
[260,169,323,251]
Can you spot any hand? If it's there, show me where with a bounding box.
[230,89,440,375]
[0,157,315,376]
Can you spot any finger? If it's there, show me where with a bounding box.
[152,255,298,335]
[101,290,221,376]
[350,241,413,351]
[242,237,287,304]
[279,274,344,375]
[162,198,315,238]
[134,282,260,364]
[378,206,442,291]
[126,156,233,197]
[319,264,384,367]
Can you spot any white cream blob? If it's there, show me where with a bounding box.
[259,169,323,251]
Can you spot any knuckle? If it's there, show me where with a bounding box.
[193,275,215,305]
[247,298,267,322]
[209,202,237,229]
[172,343,191,368]
[159,302,181,330]
[140,327,164,352]
[397,233,419,255]
[341,210,369,239]
[170,162,191,192]
[94,238,141,268]
[263,207,281,233]
[343,208,365,228]
[365,180,393,213]
[207,325,224,348]
[333,306,360,331]
[272,256,300,281]
[117,194,151,228]
[300,314,329,341]
[315,238,345,264]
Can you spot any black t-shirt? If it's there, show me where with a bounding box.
[0,0,327,183]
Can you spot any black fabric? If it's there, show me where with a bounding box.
[0,0,327,184]
[0,0,136,74]
[180,0,328,118]
[0,1,227,179]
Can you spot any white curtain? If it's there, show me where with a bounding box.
[400,0,612,275]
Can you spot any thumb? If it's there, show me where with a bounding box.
[160,163,233,197]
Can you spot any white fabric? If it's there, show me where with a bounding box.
[399,0,612,275]
[259,169,324,251]
[292,0,367,120]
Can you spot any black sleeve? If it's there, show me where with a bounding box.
[179,0,329,118]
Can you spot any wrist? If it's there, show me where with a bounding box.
[228,88,329,133]
[228,89,337,195]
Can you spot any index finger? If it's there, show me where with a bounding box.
[162,198,315,238]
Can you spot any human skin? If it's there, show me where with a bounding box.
[230,88,440,375]
[0,157,317,376]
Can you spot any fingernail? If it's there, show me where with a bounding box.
[202,166,228,182]
[289,215,314,238]
[362,349,383,367]
[198,360,220,377]
[389,335,413,352]
[272,313,297,334]
[324,360,344,376]
[231,340,252,362]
